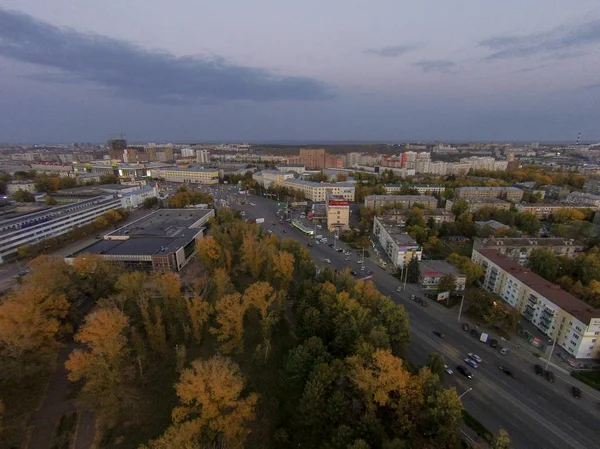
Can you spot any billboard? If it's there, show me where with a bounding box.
[328,200,350,207]
[437,291,449,301]
[255,218,265,224]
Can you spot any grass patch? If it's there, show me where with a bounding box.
[50,411,79,449]
[462,410,493,444]
[572,371,600,392]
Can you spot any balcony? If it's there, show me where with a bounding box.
[528,295,537,305]
[523,308,534,320]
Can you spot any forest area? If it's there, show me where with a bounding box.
[0,208,509,449]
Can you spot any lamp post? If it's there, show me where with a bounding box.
[457,295,465,322]
[458,387,473,400]
[545,338,557,371]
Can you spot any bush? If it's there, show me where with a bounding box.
[572,371,600,392]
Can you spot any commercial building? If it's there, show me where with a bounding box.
[473,238,584,265]
[150,166,219,184]
[252,170,296,188]
[472,248,600,361]
[364,195,437,209]
[0,196,123,264]
[281,179,355,202]
[445,198,512,213]
[299,148,326,169]
[378,209,455,225]
[373,216,422,269]
[515,203,593,219]
[6,181,36,195]
[419,260,467,292]
[384,184,445,195]
[276,164,306,175]
[455,186,524,203]
[326,192,350,231]
[66,209,214,272]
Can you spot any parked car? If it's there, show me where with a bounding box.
[396,286,403,292]
[344,257,351,261]
[489,339,498,348]
[410,294,416,300]
[433,331,445,338]
[456,365,472,379]
[307,243,313,247]
[365,270,373,275]
[534,364,544,376]
[422,300,428,307]
[470,329,479,338]
[572,386,582,399]
[324,258,331,264]
[468,353,483,364]
[500,347,510,355]
[499,366,516,378]
[444,365,454,375]
[350,270,358,276]
[462,323,470,332]
[546,370,555,383]
[464,357,479,369]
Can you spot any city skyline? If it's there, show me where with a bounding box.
[1,2,600,143]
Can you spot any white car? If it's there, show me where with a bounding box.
[396,286,403,292]
[468,353,483,364]
[321,238,328,242]
[324,258,331,264]
[500,347,510,355]
[316,225,323,229]
[344,257,351,261]
[316,235,323,239]
[360,265,366,271]
[315,240,320,245]
[444,365,454,375]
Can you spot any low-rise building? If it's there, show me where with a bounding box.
[472,248,600,361]
[419,260,467,292]
[364,195,437,209]
[565,191,600,209]
[456,186,524,203]
[66,208,214,272]
[515,203,593,219]
[150,166,219,184]
[384,184,445,195]
[6,181,36,195]
[30,162,73,177]
[326,192,350,231]
[281,179,355,202]
[275,164,305,175]
[473,238,584,265]
[252,170,296,188]
[445,198,511,213]
[475,220,510,233]
[379,208,455,225]
[372,216,421,268]
[542,185,571,200]
[75,173,103,185]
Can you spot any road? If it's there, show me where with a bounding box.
[209,185,600,449]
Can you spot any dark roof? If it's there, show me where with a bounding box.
[478,249,600,325]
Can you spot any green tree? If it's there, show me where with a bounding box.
[405,257,421,284]
[450,200,469,216]
[492,429,512,449]
[516,212,541,236]
[437,274,456,294]
[427,352,446,381]
[12,189,35,202]
[527,248,561,282]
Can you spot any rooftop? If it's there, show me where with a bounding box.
[474,237,583,248]
[475,220,510,231]
[365,194,437,201]
[385,184,445,188]
[478,248,600,325]
[284,179,355,188]
[419,260,465,278]
[157,166,219,173]
[71,209,213,257]
[457,186,522,191]
[381,208,453,216]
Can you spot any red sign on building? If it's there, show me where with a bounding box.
[328,200,350,207]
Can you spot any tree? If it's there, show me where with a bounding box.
[65,308,137,425]
[272,250,295,290]
[196,236,223,272]
[166,356,258,448]
[115,271,147,302]
[243,282,275,319]
[241,233,265,278]
[427,352,446,381]
[211,293,247,354]
[516,212,541,236]
[185,296,212,344]
[492,429,512,449]
[527,248,560,282]
[44,196,58,205]
[142,197,159,209]
[405,257,421,284]
[11,189,35,202]
[450,200,469,216]
[437,274,456,294]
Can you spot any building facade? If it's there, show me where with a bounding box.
[515,203,593,219]
[150,166,219,184]
[378,209,455,225]
[276,164,306,175]
[252,170,296,188]
[473,238,584,265]
[281,179,355,202]
[373,216,422,268]
[565,191,600,209]
[364,195,438,209]
[6,181,36,195]
[326,193,350,231]
[472,248,600,361]
[445,198,512,213]
[456,186,524,202]
[384,184,445,195]
[299,148,327,169]
[419,260,467,292]
[196,149,210,164]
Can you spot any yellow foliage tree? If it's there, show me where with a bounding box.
[196,236,223,272]
[241,234,265,278]
[115,271,148,301]
[243,282,275,319]
[211,293,247,354]
[185,296,212,343]
[272,250,295,290]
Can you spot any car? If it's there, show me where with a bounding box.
[546,370,555,383]
[444,365,454,375]
[410,294,416,300]
[350,270,358,276]
[464,357,479,369]
[456,365,472,379]
[316,234,323,239]
[315,240,320,245]
[324,258,331,264]
[500,347,510,355]
[357,259,364,264]
[344,251,352,256]
[279,220,284,224]
[422,300,428,307]
[282,230,287,233]
[572,386,582,399]
[344,257,351,261]
[462,323,470,332]
[499,366,516,378]
[489,339,498,348]
[396,286,403,292]
[336,248,343,253]
[317,225,323,229]
[322,238,328,242]
[360,265,366,271]
[534,364,544,376]
[470,329,479,338]
[433,331,445,338]
[366,270,373,275]
[272,222,276,225]
[329,243,335,248]
[307,243,313,247]
[468,353,483,364]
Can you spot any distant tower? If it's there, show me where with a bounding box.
[108,137,127,161]
[576,132,581,145]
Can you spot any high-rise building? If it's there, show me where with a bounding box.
[196,149,210,164]
[299,148,326,169]
[108,139,127,160]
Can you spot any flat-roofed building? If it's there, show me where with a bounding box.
[364,195,437,209]
[473,237,584,265]
[326,192,350,231]
[456,186,524,203]
[473,248,600,361]
[515,203,593,219]
[276,164,305,175]
[66,208,214,272]
[30,162,73,177]
[419,260,467,291]
[6,181,36,195]
[150,166,219,184]
[373,216,422,268]
[446,198,512,213]
[384,184,445,195]
[379,208,455,225]
[252,170,296,188]
[565,191,600,209]
[281,179,355,202]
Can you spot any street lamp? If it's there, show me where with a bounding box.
[545,338,557,371]
[458,387,473,400]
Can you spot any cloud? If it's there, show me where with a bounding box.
[0,8,332,104]
[365,44,420,57]
[480,18,600,60]
[413,60,456,73]
[513,64,548,73]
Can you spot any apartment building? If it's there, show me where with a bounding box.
[252,170,296,188]
[196,150,210,164]
[281,179,355,202]
[473,238,584,265]
[364,195,438,209]
[379,209,455,225]
[0,196,123,264]
[326,192,350,231]
[275,164,306,175]
[583,177,600,195]
[373,216,422,268]
[299,148,326,169]
[515,203,593,219]
[150,166,219,184]
[472,248,600,360]
[445,198,512,213]
[384,184,445,195]
[565,191,600,209]
[459,156,509,171]
[6,181,36,195]
[455,186,524,202]
[30,162,73,177]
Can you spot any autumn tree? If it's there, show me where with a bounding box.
[492,429,512,449]
[65,308,137,426]
[437,274,457,294]
[209,268,235,302]
[138,300,168,355]
[196,236,224,272]
[71,254,119,301]
[185,296,212,343]
[115,271,148,302]
[241,233,265,278]
[272,250,295,290]
[211,293,248,354]
[147,356,257,448]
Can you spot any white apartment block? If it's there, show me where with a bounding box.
[373,216,422,268]
[456,186,524,202]
[181,148,196,158]
[252,170,296,188]
[460,156,508,171]
[30,162,73,177]
[364,195,438,209]
[473,248,600,360]
[6,181,36,195]
[150,166,219,184]
[281,179,355,202]
[196,149,210,164]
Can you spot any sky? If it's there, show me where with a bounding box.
[0,1,599,143]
